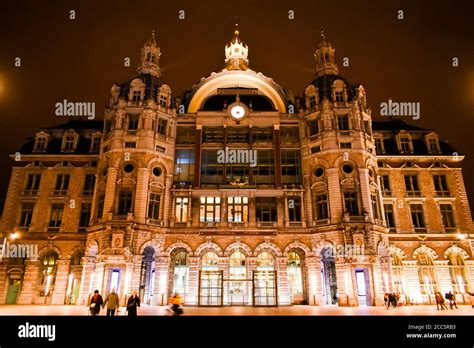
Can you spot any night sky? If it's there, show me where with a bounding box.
[0,0,473,211]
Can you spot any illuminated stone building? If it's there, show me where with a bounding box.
[1,28,473,307]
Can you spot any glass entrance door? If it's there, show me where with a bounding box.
[253,270,277,306]
[199,271,223,306]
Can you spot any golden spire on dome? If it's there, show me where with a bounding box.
[224,19,249,70]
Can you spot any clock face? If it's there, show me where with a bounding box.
[230,104,246,119]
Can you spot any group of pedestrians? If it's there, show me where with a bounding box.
[88,288,141,316]
[383,292,401,308]
[435,291,458,310]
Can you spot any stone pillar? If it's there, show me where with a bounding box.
[304,185,313,226]
[103,168,118,218]
[435,262,452,294]
[336,261,357,306]
[404,264,423,304]
[327,168,343,224]
[274,125,282,188]
[187,256,199,306]
[277,256,290,305]
[249,196,256,228]
[162,174,173,227]
[358,168,373,220]
[283,195,289,227]
[276,197,284,228]
[247,257,257,306]
[370,260,385,306]
[51,258,71,304]
[194,125,202,188]
[152,254,170,306]
[93,262,106,295]
[17,260,39,304]
[220,257,229,305]
[306,256,321,305]
[134,168,150,221]
[77,258,95,305]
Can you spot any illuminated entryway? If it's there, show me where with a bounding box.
[171,248,189,298]
[287,250,305,304]
[228,250,248,305]
[139,246,155,305]
[321,247,337,305]
[253,252,277,306]
[355,269,371,306]
[199,251,223,306]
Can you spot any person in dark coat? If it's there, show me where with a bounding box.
[89,289,103,316]
[126,290,140,316]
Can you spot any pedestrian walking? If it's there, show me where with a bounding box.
[104,288,120,316]
[435,292,447,310]
[126,290,140,316]
[447,291,458,309]
[384,293,389,309]
[89,289,103,316]
[469,292,474,309]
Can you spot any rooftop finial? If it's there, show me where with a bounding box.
[321,29,326,41]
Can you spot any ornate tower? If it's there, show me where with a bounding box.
[314,31,339,77]
[224,23,249,70]
[137,30,161,77]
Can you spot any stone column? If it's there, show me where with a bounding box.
[335,261,357,306]
[304,185,313,226]
[274,125,282,188]
[17,260,39,304]
[103,168,118,219]
[305,256,321,305]
[220,257,229,305]
[77,258,95,306]
[162,174,173,227]
[187,256,199,306]
[327,168,342,224]
[370,260,385,306]
[51,258,71,304]
[134,168,150,222]
[249,196,256,228]
[152,254,170,306]
[277,256,290,305]
[358,168,373,220]
[194,125,202,188]
[93,262,106,295]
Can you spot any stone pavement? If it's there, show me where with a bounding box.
[0,304,472,316]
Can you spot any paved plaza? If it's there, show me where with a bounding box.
[0,304,472,316]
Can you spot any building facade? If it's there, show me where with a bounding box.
[1,28,473,307]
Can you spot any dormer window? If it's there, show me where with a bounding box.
[428,138,440,154]
[399,136,413,154]
[335,91,344,102]
[61,132,78,153]
[159,94,167,108]
[132,90,141,102]
[34,136,48,152]
[90,136,101,152]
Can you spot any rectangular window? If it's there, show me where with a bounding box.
[49,203,64,227]
[157,118,168,136]
[281,149,302,184]
[280,127,300,144]
[174,149,195,185]
[131,90,141,102]
[64,136,75,151]
[159,94,167,107]
[176,126,196,144]
[307,120,319,136]
[311,146,321,154]
[34,137,47,152]
[128,115,139,130]
[147,193,161,220]
[256,197,277,222]
[315,194,328,221]
[433,175,450,196]
[428,139,439,153]
[203,127,224,143]
[374,138,384,153]
[54,174,70,195]
[125,141,136,148]
[335,91,344,102]
[404,175,420,196]
[79,203,92,228]
[226,163,250,185]
[440,204,455,229]
[371,194,379,219]
[252,127,273,143]
[384,204,396,231]
[175,197,189,223]
[287,197,301,222]
[252,150,274,185]
[201,150,223,185]
[380,175,391,196]
[227,127,249,143]
[411,204,425,229]
[227,196,248,223]
[24,173,41,194]
[400,137,411,153]
[344,191,359,216]
[337,115,349,130]
[118,191,133,215]
[340,142,352,149]
[83,174,95,196]
[91,137,101,152]
[19,203,34,227]
[199,197,221,222]
[97,194,105,219]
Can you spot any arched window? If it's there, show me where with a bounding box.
[257,251,274,270]
[171,248,188,296]
[229,251,246,279]
[391,254,404,293]
[447,253,469,293]
[140,247,156,304]
[287,251,304,299]
[417,253,437,294]
[201,251,219,270]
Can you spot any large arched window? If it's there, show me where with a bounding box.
[448,253,469,293]
[201,251,219,270]
[417,253,437,294]
[257,252,274,270]
[171,248,189,296]
[287,251,304,299]
[229,251,246,279]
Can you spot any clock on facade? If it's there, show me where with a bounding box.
[230,104,246,119]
